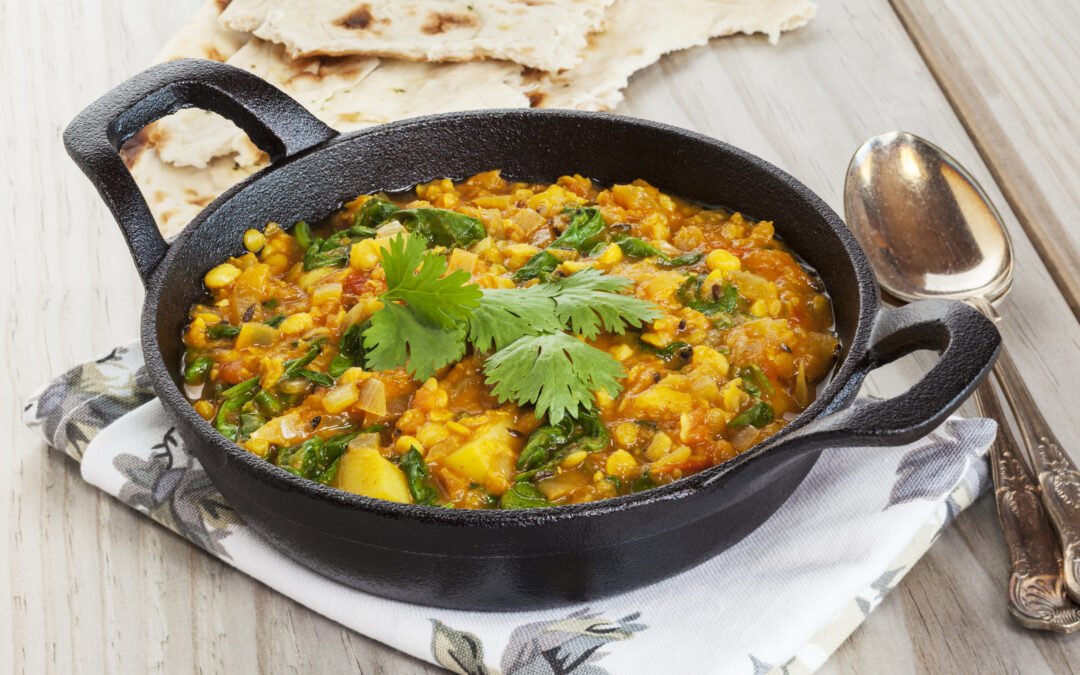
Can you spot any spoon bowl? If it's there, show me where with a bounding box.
[844,131,1013,303]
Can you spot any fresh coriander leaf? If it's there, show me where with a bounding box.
[363,302,466,381]
[395,208,486,248]
[513,250,559,283]
[484,332,624,425]
[500,482,553,509]
[728,402,775,428]
[378,234,482,329]
[550,207,607,253]
[550,268,662,340]
[467,286,562,352]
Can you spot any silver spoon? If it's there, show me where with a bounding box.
[845,131,1080,631]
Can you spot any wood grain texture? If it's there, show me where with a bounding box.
[4,0,1080,673]
[890,0,1080,320]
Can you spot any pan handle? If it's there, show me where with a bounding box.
[63,58,338,284]
[765,299,1000,454]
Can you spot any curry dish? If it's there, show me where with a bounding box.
[181,171,838,509]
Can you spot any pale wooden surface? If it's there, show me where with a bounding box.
[891,0,1080,320]
[4,1,1080,673]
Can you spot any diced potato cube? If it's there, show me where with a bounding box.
[705,249,741,273]
[235,322,279,349]
[645,431,673,461]
[448,248,479,273]
[605,449,638,479]
[322,382,359,414]
[333,448,413,504]
[442,415,521,495]
[613,422,639,448]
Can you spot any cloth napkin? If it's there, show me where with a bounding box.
[24,342,996,675]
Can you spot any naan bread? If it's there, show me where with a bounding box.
[124,131,263,239]
[218,0,613,72]
[156,0,249,63]
[154,38,529,168]
[531,0,817,111]
[124,1,262,238]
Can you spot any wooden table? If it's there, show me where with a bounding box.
[4,1,1080,672]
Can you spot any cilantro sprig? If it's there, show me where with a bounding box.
[359,233,660,422]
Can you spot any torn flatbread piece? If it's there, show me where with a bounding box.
[156,0,250,63]
[532,0,817,111]
[218,0,614,72]
[154,38,528,168]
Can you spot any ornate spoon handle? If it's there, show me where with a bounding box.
[970,296,1080,605]
[976,377,1080,631]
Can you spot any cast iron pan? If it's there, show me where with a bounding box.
[64,59,1000,610]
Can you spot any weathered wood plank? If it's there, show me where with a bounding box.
[891,0,1080,319]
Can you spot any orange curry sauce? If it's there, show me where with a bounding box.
[181,171,838,509]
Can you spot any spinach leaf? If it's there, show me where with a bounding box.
[355,198,401,230]
[513,250,559,283]
[396,208,486,248]
[613,235,702,268]
[676,275,740,315]
[500,482,553,509]
[743,364,775,396]
[214,381,259,441]
[302,242,350,271]
[207,323,241,340]
[399,447,440,505]
[514,411,609,479]
[264,314,286,328]
[253,390,284,416]
[328,321,368,376]
[637,339,693,369]
[293,221,314,250]
[239,412,265,438]
[297,369,335,387]
[632,473,656,492]
[550,207,607,253]
[281,342,323,380]
[728,402,775,428]
[184,356,214,385]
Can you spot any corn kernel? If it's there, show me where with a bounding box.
[692,346,730,377]
[768,299,783,316]
[350,241,380,270]
[594,243,623,268]
[562,451,588,468]
[279,313,314,336]
[613,422,639,448]
[609,344,634,362]
[193,400,215,420]
[428,409,453,422]
[749,299,769,317]
[243,228,267,252]
[605,450,638,479]
[558,260,589,275]
[653,445,692,472]
[502,243,541,270]
[645,431,673,461]
[722,379,745,412]
[395,435,425,455]
[705,249,741,273]
[416,423,450,448]
[204,263,241,289]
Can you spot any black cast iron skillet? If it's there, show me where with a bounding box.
[65,59,1000,610]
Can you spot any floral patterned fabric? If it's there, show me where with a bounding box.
[24,342,997,674]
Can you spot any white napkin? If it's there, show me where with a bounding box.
[24,342,996,674]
